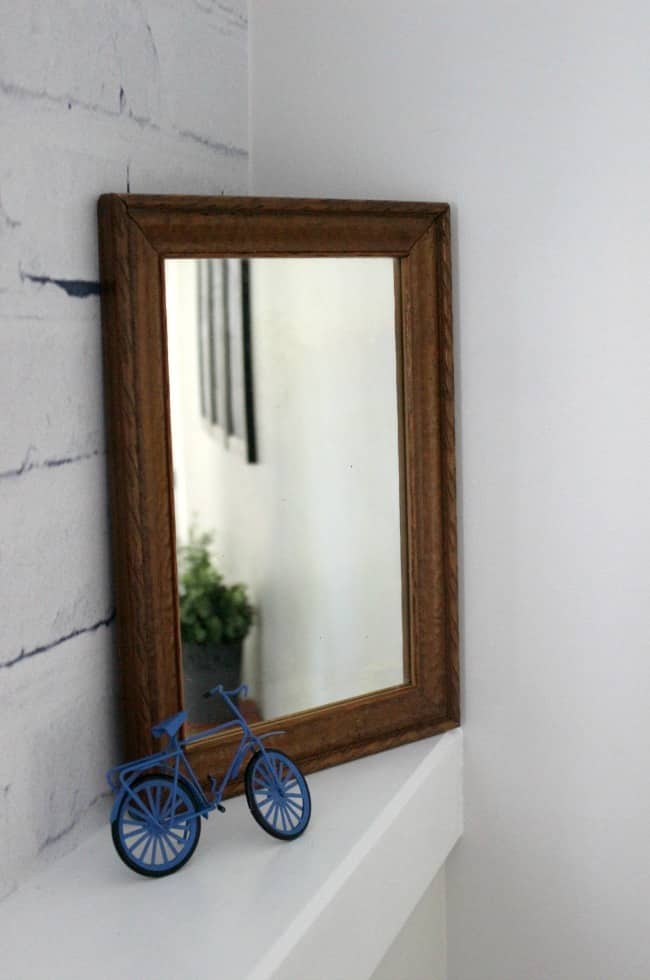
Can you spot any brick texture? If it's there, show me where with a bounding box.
[0,0,248,898]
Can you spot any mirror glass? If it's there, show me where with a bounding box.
[165,257,406,732]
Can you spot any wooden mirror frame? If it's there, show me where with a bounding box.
[97,195,459,794]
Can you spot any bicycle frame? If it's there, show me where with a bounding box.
[107,686,285,823]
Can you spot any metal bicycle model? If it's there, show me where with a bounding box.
[106,683,311,877]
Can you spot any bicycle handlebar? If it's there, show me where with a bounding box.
[202,682,249,700]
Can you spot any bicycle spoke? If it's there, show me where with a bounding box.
[159,797,173,827]
[274,804,285,831]
[284,805,298,827]
[169,809,187,827]
[134,797,152,821]
[123,824,147,840]
[140,833,154,865]
[260,757,276,784]
[122,814,147,827]
[279,804,290,832]
[284,797,302,818]
[173,798,191,817]
[162,829,181,855]
[279,805,289,833]
[145,785,156,814]
[127,799,150,821]
[144,834,157,864]
[259,798,274,818]
[161,785,175,820]
[156,834,168,863]
[165,826,187,844]
[158,786,172,820]
[127,829,151,854]
[259,768,274,786]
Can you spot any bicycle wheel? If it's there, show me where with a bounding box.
[245,750,311,840]
[111,773,201,877]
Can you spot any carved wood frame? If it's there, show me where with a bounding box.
[97,195,459,794]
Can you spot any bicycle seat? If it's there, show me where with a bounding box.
[151,711,187,740]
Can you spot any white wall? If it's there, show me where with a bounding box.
[371,870,447,980]
[250,3,650,978]
[0,0,248,899]
[166,257,403,718]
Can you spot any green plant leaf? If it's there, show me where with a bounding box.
[178,529,254,646]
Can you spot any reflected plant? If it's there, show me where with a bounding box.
[178,530,254,646]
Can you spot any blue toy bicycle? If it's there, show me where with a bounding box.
[106,683,311,877]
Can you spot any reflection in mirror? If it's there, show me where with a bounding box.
[165,257,405,732]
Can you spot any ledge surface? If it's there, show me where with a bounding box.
[1,729,462,980]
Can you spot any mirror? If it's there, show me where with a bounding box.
[165,257,405,729]
[98,195,458,790]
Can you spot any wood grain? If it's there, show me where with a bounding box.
[97,195,459,787]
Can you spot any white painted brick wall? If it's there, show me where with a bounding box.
[0,0,248,899]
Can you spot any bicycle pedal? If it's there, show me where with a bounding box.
[217,804,226,813]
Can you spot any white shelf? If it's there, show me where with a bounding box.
[1,730,462,980]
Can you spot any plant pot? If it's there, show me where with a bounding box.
[182,640,243,725]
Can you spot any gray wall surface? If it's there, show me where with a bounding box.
[250,2,650,978]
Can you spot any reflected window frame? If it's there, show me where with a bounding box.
[196,257,257,463]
